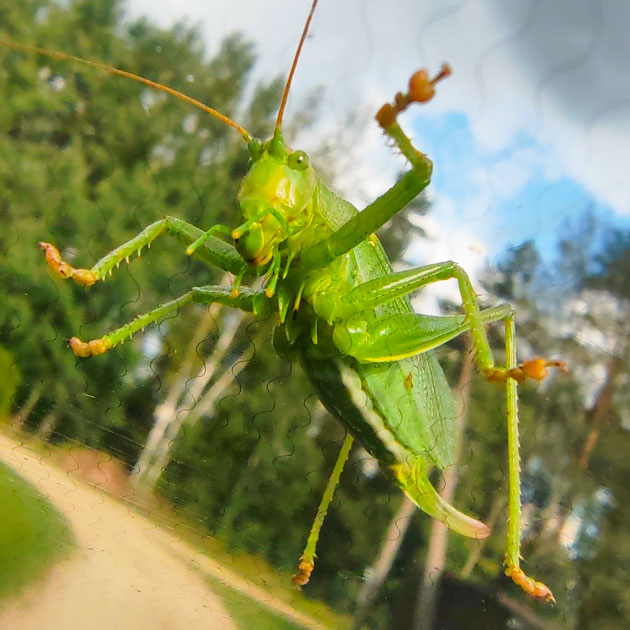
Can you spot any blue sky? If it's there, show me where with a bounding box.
[410,110,629,267]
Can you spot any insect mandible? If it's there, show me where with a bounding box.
[2,0,567,602]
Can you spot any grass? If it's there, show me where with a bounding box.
[0,460,75,601]
[205,574,307,630]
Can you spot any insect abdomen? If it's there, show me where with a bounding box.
[301,352,490,539]
[300,354,399,465]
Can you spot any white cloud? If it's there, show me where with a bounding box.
[489,146,541,199]
[405,195,490,315]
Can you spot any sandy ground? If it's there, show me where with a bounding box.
[0,433,326,630]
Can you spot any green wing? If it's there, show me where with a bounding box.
[357,351,458,471]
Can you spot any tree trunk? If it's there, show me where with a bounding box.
[579,358,619,470]
[131,274,246,488]
[459,494,506,578]
[130,303,219,486]
[135,316,254,490]
[131,297,222,480]
[36,411,57,441]
[12,383,43,431]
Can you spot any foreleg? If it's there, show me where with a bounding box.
[39,216,247,287]
[299,67,450,270]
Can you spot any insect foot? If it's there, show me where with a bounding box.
[39,242,97,287]
[376,63,451,129]
[485,358,568,384]
[505,566,556,604]
[291,558,314,588]
[69,337,111,357]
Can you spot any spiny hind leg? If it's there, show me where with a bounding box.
[39,216,245,286]
[331,261,567,384]
[69,285,266,357]
[332,263,563,601]
[293,434,354,587]
[503,315,555,603]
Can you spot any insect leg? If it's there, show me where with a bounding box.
[39,216,247,287]
[333,305,512,362]
[298,69,452,271]
[293,433,354,587]
[329,262,566,381]
[69,285,267,357]
[300,169,430,269]
[330,267,560,601]
[503,315,555,603]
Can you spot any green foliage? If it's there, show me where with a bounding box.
[0,461,75,600]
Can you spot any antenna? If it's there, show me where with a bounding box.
[0,39,253,142]
[275,0,319,130]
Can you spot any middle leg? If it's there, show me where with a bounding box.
[69,285,269,357]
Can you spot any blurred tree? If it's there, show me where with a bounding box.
[567,227,630,630]
[0,0,267,457]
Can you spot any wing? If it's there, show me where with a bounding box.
[356,351,458,471]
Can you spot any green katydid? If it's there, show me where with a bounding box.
[3,0,567,602]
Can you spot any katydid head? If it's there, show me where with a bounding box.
[233,130,316,266]
[232,0,319,268]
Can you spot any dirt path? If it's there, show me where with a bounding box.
[0,434,327,630]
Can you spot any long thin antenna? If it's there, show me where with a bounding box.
[0,39,253,142]
[275,0,319,130]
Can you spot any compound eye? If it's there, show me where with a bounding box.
[288,150,309,170]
